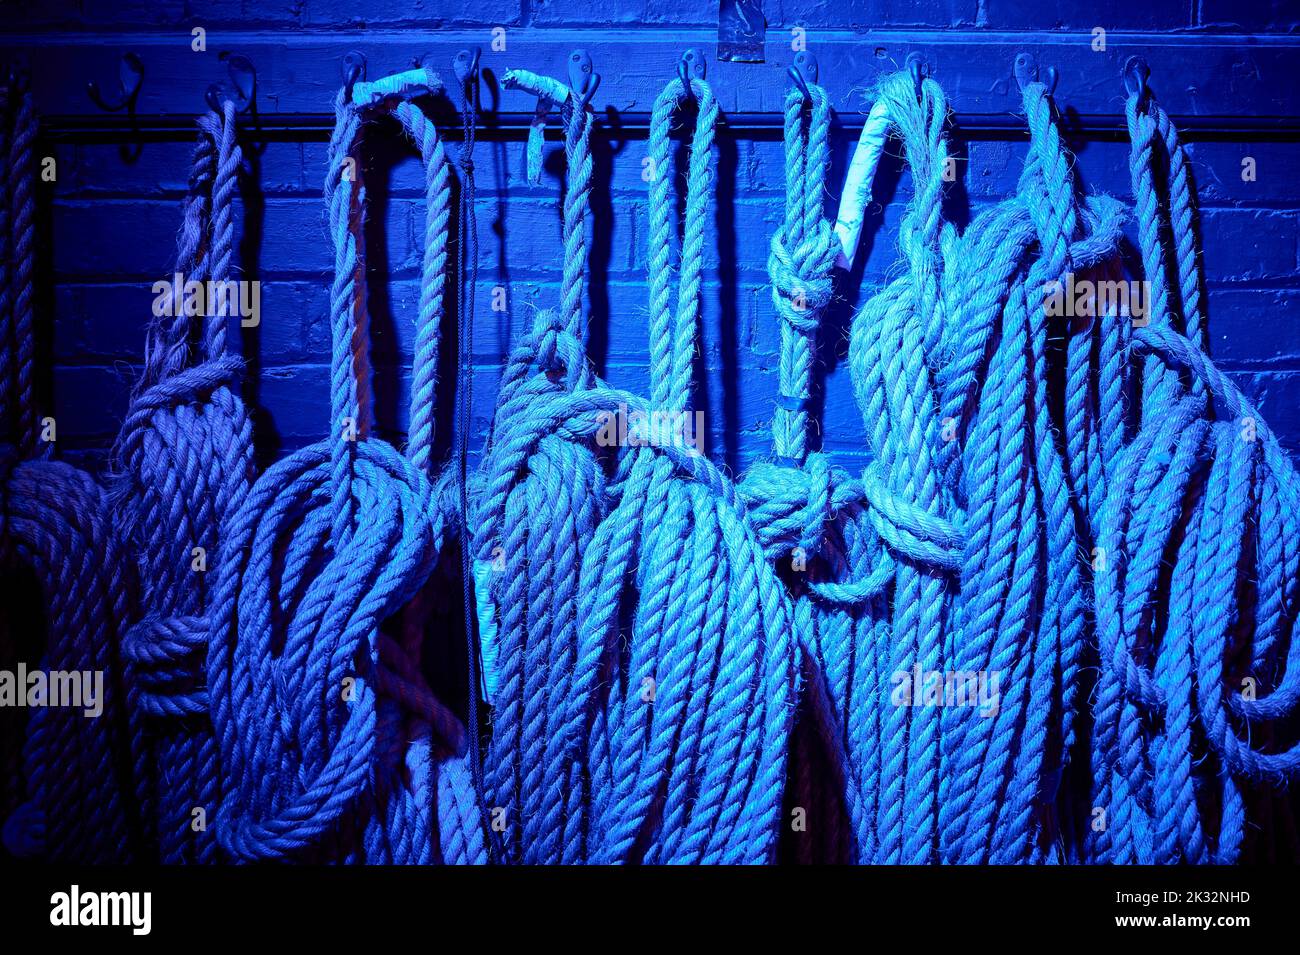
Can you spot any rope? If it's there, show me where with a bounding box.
[577,75,797,865]
[206,73,473,863]
[472,66,605,864]
[11,57,1300,867]
[110,100,253,864]
[0,75,139,863]
[740,78,878,863]
[929,77,1128,865]
[1088,80,1300,864]
[845,71,961,864]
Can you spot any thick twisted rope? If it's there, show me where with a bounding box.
[845,71,960,864]
[577,75,797,865]
[109,101,253,865]
[929,76,1129,864]
[473,67,605,864]
[392,92,488,865]
[1089,80,1300,864]
[740,78,882,863]
[207,74,469,863]
[1,77,139,862]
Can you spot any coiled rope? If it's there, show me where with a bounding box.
[1089,75,1300,864]
[933,76,1126,864]
[573,73,797,864]
[110,99,253,864]
[472,64,607,864]
[844,71,962,864]
[0,74,139,862]
[738,75,879,863]
[207,68,473,862]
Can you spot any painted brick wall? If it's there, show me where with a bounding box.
[7,2,1300,474]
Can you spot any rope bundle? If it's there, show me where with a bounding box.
[110,99,253,864]
[0,75,139,862]
[1088,80,1300,864]
[739,77,887,863]
[932,78,1127,864]
[471,66,607,864]
[6,57,1300,866]
[475,70,799,863]
[206,70,477,863]
[577,76,796,864]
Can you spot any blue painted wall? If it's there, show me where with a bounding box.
[6,2,1300,474]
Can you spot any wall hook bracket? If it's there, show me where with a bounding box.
[1014,52,1058,95]
[678,47,706,102]
[788,50,818,99]
[454,47,482,89]
[1123,55,1150,102]
[905,52,928,100]
[87,52,144,112]
[342,50,366,100]
[205,51,257,115]
[568,48,600,110]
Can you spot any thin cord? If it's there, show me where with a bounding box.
[456,58,487,850]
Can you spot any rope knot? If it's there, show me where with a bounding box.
[740,452,842,559]
[528,309,588,388]
[859,461,964,572]
[123,613,210,718]
[768,222,837,333]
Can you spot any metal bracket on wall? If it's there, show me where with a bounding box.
[717,0,765,64]
[788,50,817,99]
[205,51,257,117]
[1014,52,1058,96]
[678,48,706,101]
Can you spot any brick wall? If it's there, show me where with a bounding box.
[6,1,1300,472]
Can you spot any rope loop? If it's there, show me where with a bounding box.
[208,73,476,863]
[646,75,718,412]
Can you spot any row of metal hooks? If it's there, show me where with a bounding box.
[82,41,1159,124]
[87,49,259,116]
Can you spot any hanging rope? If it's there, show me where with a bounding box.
[842,71,962,864]
[932,75,1127,865]
[573,73,800,865]
[206,68,471,863]
[0,73,139,863]
[472,64,606,864]
[109,99,253,865]
[391,91,488,866]
[738,76,876,863]
[1089,74,1300,864]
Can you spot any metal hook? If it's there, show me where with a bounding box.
[567,48,600,110]
[205,51,257,115]
[678,48,705,102]
[1014,52,1058,95]
[87,52,143,112]
[342,50,366,100]
[905,52,927,101]
[454,47,481,88]
[1123,55,1150,102]
[788,50,818,100]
